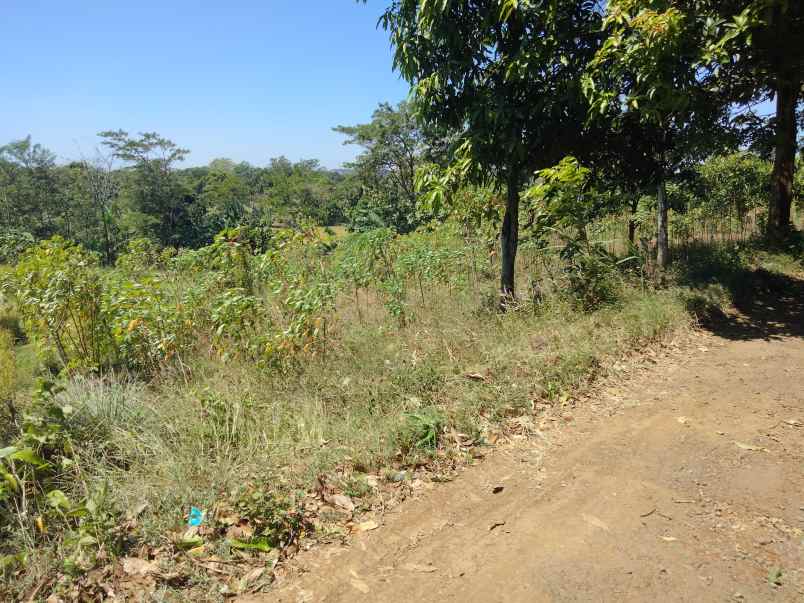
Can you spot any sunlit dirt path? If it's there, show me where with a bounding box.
[251,278,804,603]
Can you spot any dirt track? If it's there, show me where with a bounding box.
[256,278,804,603]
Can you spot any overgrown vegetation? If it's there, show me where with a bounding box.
[1,213,800,599]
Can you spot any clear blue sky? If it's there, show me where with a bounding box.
[0,1,410,168]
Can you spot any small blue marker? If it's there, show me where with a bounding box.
[188,506,204,527]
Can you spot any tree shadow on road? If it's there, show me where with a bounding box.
[677,245,803,342]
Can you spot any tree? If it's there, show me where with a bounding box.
[0,137,61,239]
[99,131,191,247]
[77,153,121,264]
[199,167,253,233]
[701,0,803,239]
[584,1,732,268]
[381,0,603,300]
[334,101,425,233]
[261,157,342,225]
[585,1,802,242]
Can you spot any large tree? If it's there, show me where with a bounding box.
[702,0,803,239]
[584,1,733,268]
[99,131,192,247]
[586,1,802,242]
[0,137,62,239]
[334,101,425,233]
[380,0,604,300]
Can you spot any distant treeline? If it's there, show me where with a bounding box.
[0,102,432,263]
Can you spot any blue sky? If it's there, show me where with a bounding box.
[0,1,410,168]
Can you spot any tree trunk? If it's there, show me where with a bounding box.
[102,212,113,265]
[627,194,639,246]
[768,77,798,241]
[500,169,520,305]
[656,176,669,269]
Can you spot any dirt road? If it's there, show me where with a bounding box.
[259,277,804,602]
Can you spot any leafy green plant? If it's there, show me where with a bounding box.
[4,237,113,370]
[115,237,171,274]
[525,158,624,309]
[210,288,267,360]
[48,483,122,575]
[104,274,193,372]
[397,407,444,454]
[0,229,35,265]
[216,483,306,552]
[560,241,623,310]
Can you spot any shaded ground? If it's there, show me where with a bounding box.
[250,274,804,603]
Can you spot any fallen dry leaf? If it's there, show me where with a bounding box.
[581,513,610,532]
[357,520,379,532]
[401,562,438,573]
[464,372,486,382]
[734,441,767,452]
[226,522,255,540]
[122,557,158,577]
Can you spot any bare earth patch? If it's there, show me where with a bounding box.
[251,297,804,602]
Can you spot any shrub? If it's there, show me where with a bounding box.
[0,229,35,265]
[115,237,172,274]
[560,241,622,310]
[4,237,112,370]
[103,274,196,372]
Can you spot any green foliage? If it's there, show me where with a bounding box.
[4,237,111,370]
[0,330,15,404]
[560,240,623,310]
[103,274,191,372]
[115,237,174,274]
[584,2,692,120]
[0,229,35,265]
[398,407,444,454]
[0,381,126,576]
[219,483,306,550]
[383,0,606,295]
[525,157,609,237]
[260,157,346,226]
[696,152,770,217]
[100,130,193,247]
[335,102,428,233]
[525,157,624,309]
[0,138,61,240]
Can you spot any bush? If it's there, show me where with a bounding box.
[560,241,622,310]
[115,237,173,274]
[3,237,112,370]
[0,229,35,265]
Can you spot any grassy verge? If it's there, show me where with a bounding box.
[1,234,801,601]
